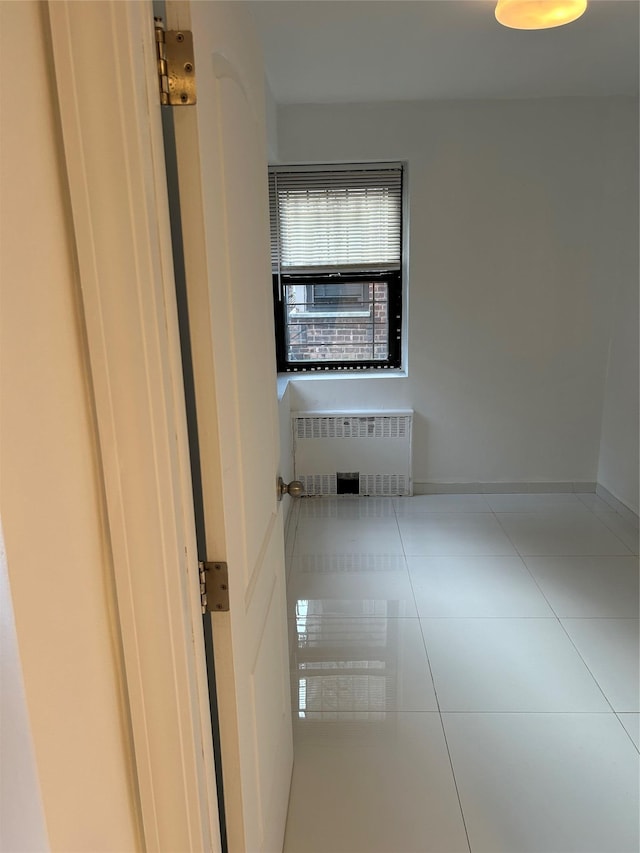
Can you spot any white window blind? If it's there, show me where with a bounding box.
[269,165,403,274]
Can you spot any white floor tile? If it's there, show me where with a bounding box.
[495,512,632,556]
[525,555,639,617]
[597,513,640,554]
[398,514,517,556]
[420,618,609,711]
[283,495,638,851]
[618,713,640,750]
[289,617,438,713]
[561,618,639,711]
[394,494,491,514]
[408,555,554,617]
[295,516,403,556]
[283,713,469,853]
[288,556,417,618]
[485,493,588,513]
[443,712,640,853]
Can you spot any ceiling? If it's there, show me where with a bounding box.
[247,0,639,103]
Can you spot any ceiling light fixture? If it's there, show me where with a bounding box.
[495,0,588,29]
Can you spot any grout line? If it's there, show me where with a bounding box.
[402,709,624,715]
[491,507,624,714]
[398,615,633,620]
[397,499,473,853]
[489,495,635,556]
[407,552,633,557]
[288,614,636,620]
[579,499,638,554]
[554,619,620,715]
[431,504,627,715]
[290,709,632,717]
[613,712,640,754]
[436,716,472,853]
[414,610,473,853]
[590,513,638,556]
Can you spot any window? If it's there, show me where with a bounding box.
[269,164,404,372]
[306,282,367,312]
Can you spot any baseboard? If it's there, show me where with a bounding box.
[413,481,597,496]
[595,484,640,528]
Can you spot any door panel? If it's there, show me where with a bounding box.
[166,2,293,851]
[217,71,281,588]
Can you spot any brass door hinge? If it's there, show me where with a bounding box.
[199,561,229,613]
[154,18,196,106]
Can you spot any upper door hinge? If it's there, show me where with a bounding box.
[154,18,196,106]
[199,561,229,613]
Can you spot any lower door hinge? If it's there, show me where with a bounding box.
[154,18,196,106]
[199,561,229,613]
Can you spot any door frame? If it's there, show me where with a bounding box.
[47,2,219,849]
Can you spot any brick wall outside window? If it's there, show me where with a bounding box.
[286,283,389,362]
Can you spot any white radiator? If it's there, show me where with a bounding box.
[292,411,413,496]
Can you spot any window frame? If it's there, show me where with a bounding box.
[272,269,402,373]
[269,163,405,374]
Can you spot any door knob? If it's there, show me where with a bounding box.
[277,477,304,500]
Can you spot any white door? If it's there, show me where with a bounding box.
[48,0,292,847]
[164,3,293,851]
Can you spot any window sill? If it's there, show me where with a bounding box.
[278,368,407,394]
[292,310,372,319]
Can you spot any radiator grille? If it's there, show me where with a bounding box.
[295,415,409,441]
[299,474,337,496]
[360,474,408,496]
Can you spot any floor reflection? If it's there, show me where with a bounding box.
[292,609,401,723]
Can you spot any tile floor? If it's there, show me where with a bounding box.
[282,492,639,853]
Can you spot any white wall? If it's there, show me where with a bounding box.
[278,97,637,487]
[0,522,49,853]
[596,100,639,514]
[0,3,141,848]
[278,381,294,486]
[277,381,296,522]
[265,75,279,163]
[273,109,297,505]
